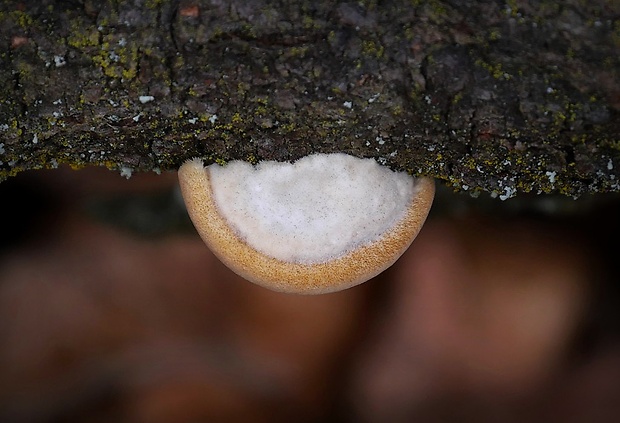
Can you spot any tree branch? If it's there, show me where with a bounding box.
[1,0,619,198]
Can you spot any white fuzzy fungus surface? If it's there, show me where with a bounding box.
[209,153,416,264]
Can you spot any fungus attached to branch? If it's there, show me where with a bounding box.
[178,153,434,294]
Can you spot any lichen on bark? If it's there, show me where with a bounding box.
[0,0,619,198]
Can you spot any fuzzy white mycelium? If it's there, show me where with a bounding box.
[178,153,434,294]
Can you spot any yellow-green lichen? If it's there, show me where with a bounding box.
[90,36,139,81]
[8,10,34,29]
[475,58,512,80]
[67,25,100,49]
[361,40,384,59]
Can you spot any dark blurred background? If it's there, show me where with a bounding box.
[1,165,620,423]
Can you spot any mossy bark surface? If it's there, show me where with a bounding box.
[0,0,619,198]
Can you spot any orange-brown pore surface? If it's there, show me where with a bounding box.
[178,159,435,294]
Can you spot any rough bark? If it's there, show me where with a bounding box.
[0,0,618,198]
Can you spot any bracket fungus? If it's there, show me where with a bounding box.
[178,153,434,294]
